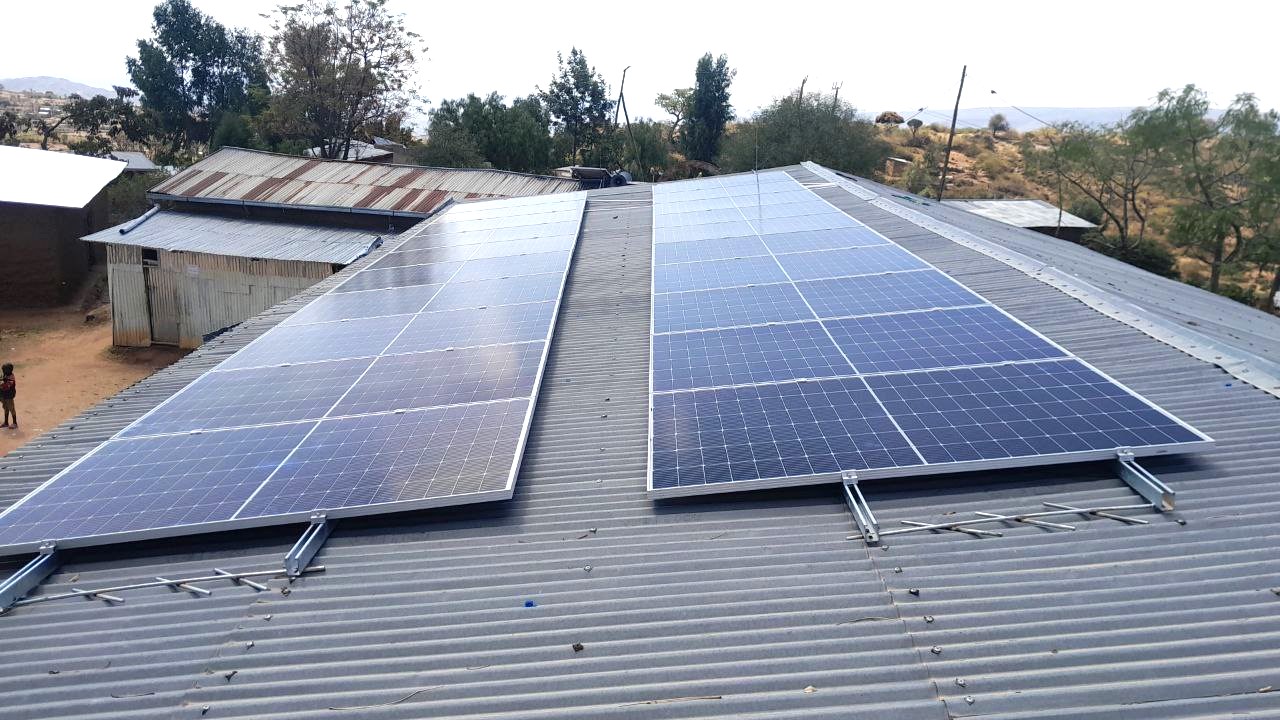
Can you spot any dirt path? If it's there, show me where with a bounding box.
[0,300,186,457]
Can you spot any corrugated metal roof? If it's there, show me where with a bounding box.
[1,168,1278,719]
[81,209,384,264]
[0,145,125,208]
[108,151,159,172]
[303,140,393,161]
[941,198,1098,228]
[150,147,590,217]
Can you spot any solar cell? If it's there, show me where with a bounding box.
[467,235,578,260]
[761,226,888,254]
[237,399,529,518]
[864,360,1207,464]
[653,283,814,333]
[826,306,1067,374]
[0,422,316,547]
[281,284,441,326]
[653,322,852,391]
[423,272,564,311]
[334,261,463,293]
[797,271,985,319]
[121,358,373,437]
[371,244,478,270]
[450,252,571,283]
[774,245,928,281]
[653,255,788,293]
[654,221,758,244]
[651,377,921,491]
[220,314,412,370]
[654,236,770,265]
[387,301,557,353]
[335,342,544,415]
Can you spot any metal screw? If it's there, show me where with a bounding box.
[201,706,210,716]
[923,615,935,623]
[280,587,291,596]
[931,646,943,655]
[893,566,903,573]
[584,565,593,572]
[965,696,975,705]
[908,588,920,596]
[244,641,254,649]
[263,614,272,621]
[955,678,966,687]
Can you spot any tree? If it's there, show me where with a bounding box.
[34,87,151,153]
[1021,119,1160,256]
[210,112,257,151]
[127,0,267,161]
[875,110,904,125]
[415,123,486,168]
[906,118,923,137]
[719,88,891,176]
[681,53,734,163]
[619,119,674,182]
[1133,85,1280,292]
[541,48,613,165]
[655,88,692,144]
[425,93,554,173]
[0,111,24,145]
[988,113,1010,133]
[265,0,422,160]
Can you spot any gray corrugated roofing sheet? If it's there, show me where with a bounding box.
[149,147,590,217]
[940,198,1098,228]
[81,209,385,264]
[1,167,1278,719]
[108,151,159,172]
[304,140,393,161]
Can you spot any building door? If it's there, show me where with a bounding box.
[142,250,180,345]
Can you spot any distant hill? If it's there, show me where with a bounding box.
[0,76,113,98]
[946,106,1225,132]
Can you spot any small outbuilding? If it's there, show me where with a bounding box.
[83,210,383,348]
[940,198,1098,242]
[0,146,124,305]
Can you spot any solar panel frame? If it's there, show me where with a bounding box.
[0,192,589,556]
[647,173,1213,498]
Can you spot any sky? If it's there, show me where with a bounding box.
[2,0,1276,132]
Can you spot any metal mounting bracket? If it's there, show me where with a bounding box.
[1,542,59,611]
[285,514,333,578]
[1115,450,1175,511]
[841,472,880,545]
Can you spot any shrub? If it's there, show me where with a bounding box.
[988,113,1010,133]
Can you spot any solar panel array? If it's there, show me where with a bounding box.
[648,173,1211,496]
[0,193,587,553]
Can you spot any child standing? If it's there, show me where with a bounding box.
[1,363,15,429]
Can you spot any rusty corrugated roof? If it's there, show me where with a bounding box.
[148,147,589,217]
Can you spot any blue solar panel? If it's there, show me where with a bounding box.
[651,377,921,491]
[335,261,463,293]
[394,228,492,253]
[653,283,814,333]
[424,272,564,312]
[864,360,1207,463]
[281,284,441,326]
[221,314,412,370]
[647,172,1211,498]
[0,422,315,546]
[653,256,788,293]
[654,236,770,265]
[826,306,1068,374]
[335,342,544,415]
[387,301,557,353]
[121,358,372,437]
[761,226,888,254]
[467,235,578,260]
[775,245,928,281]
[797,271,985,319]
[653,322,853,391]
[237,399,529,518]
[451,252,571,283]
[371,245,478,270]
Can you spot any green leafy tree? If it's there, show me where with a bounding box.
[210,112,258,151]
[35,87,152,153]
[617,119,675,181]
[127,0,267,161]
[719,88,890,176]
[681,53,734,163]
[414,123,487,168]
[427,93,555,173]
[988,113,1010,132]
[541,48,613,165]
[655,88,691,144]
[0,111,24,145]
[1132,85,1280,292]
[264,0,422,160]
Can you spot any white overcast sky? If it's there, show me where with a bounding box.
[2,0,1276,130]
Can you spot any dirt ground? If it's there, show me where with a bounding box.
[0,274,187,456]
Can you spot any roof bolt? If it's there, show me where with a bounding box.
[931,646,943,655]
[263,614,272,621]
[201,706,210,716]
[583,565,593,572]
[908,588,920,596]
[880,545,890,552]
[589,528,597,534]
[223,670,237,682]
[244,641,254,649]
[965,696,976,705]
[1176,518,1187,525]
[280,587,291,596]
[955,678,967,687]
[923,615,935,623]
[893,566,903,573]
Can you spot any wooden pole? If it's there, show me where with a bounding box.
[936,65,967,200]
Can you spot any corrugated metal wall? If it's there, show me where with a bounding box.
[106,245,333,349]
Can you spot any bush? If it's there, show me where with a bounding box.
[1068,199,1104,225]
[1078,231,1180,279]
[1212,283,1261,306]
[988,113,1010,133]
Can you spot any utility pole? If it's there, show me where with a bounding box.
[613,66,630,126]
[936,64,966,200]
